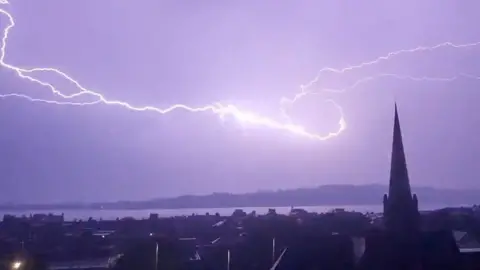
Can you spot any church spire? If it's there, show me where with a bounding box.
[383,103,419,232]
[388,103,412,200]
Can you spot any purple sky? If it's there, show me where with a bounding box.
[0,1,479,203]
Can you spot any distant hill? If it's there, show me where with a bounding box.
[1,184,479,210]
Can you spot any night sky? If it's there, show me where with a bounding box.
[0,1,479,203]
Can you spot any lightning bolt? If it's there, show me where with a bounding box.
[284,42,480,106]
[0,2,479,141]
[0,4,345,141]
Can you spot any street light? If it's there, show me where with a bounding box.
[11,261,22,270]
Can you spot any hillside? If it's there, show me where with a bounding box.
[1,184,478,210]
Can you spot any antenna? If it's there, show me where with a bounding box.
[272,237,276,264]
[270,248,288,270]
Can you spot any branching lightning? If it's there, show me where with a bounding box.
[0,2,479,141]
[0,4,345,141]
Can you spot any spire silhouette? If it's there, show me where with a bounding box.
[388,103,412,201]
[383,103,419,232]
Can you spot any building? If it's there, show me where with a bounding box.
[359,104,463,270]
[382,104,420,233]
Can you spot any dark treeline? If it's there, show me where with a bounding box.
[1,184,479,211]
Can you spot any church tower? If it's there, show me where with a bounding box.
[383,104,420,233]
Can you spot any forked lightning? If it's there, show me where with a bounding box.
[0,2,478,141]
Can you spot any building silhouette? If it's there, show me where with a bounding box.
[359,104,462,270]
[383,104,420,233]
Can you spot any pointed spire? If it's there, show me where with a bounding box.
[388,103,412,201]
[383,103,419,232]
